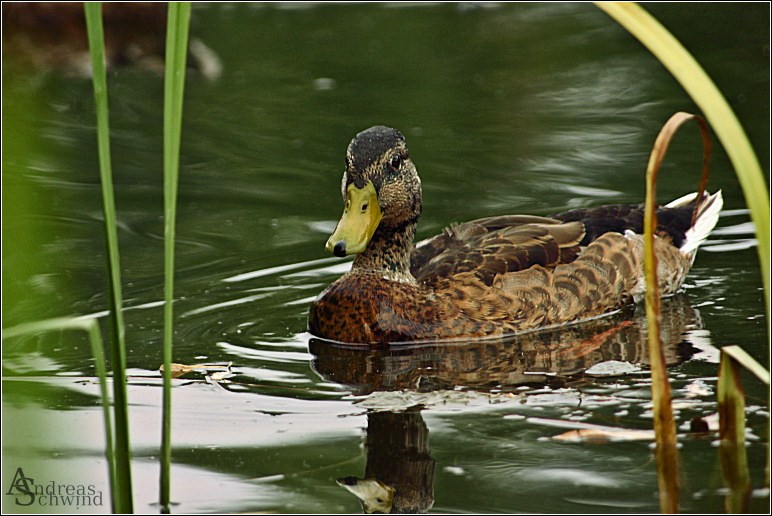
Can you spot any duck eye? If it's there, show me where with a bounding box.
[390,155,401,169]
[361,202,368,213]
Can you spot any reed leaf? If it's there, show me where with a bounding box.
[160,2,191,510]
[2,317,118,512]
[596,0,770,352]
[721,345,771,386]
[718,348,751,513]
[84,3,133,512]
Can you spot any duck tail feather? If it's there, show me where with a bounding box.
[677,190,724,257]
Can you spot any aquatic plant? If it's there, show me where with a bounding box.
[160,2,191,511]
[85,3,134,512]
[640,112,711,512]
[599,3,770,512]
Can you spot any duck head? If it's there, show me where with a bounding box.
[326,126,422,257]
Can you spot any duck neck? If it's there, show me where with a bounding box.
[352,218,417,283]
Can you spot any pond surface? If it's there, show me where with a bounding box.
[2,3,769,514]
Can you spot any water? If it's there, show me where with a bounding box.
[2,3,769,513]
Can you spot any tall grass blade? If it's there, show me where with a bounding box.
[84,3,133,512]
[160,2,191,510]
[596,0,770,356]
[2,318,118,512]
[718,348,751,513]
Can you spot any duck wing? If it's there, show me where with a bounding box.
[409,192,721,333]
[410,215,585,288]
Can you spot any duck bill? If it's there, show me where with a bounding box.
[325,181,382,257]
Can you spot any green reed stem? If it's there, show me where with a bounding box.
[4,317,119,512]
[84,3,133,513]
[160,2,191,510]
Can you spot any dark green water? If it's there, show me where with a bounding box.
[2,3,769,513]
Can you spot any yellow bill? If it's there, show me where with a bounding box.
[326,181,382,256]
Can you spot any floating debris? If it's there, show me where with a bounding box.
[443,466,465,476]
[553,427,655,442]
[585,360,641,376]
[313,77,337,91]
[159,361,233,379]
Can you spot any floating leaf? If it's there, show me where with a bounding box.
[159,362,232,379]
[160,363,201,378]
[552,427,656,442]
[208,370,232,382]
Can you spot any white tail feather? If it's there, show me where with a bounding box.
[678,190,723,257]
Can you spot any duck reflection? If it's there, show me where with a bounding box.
[310,295,702,513]
[310,295,701,394]
[337,409,433,514]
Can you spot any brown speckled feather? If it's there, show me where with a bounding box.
[308,126,723,344]
[410,216,584,287]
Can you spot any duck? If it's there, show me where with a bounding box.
[308,126,723,345]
